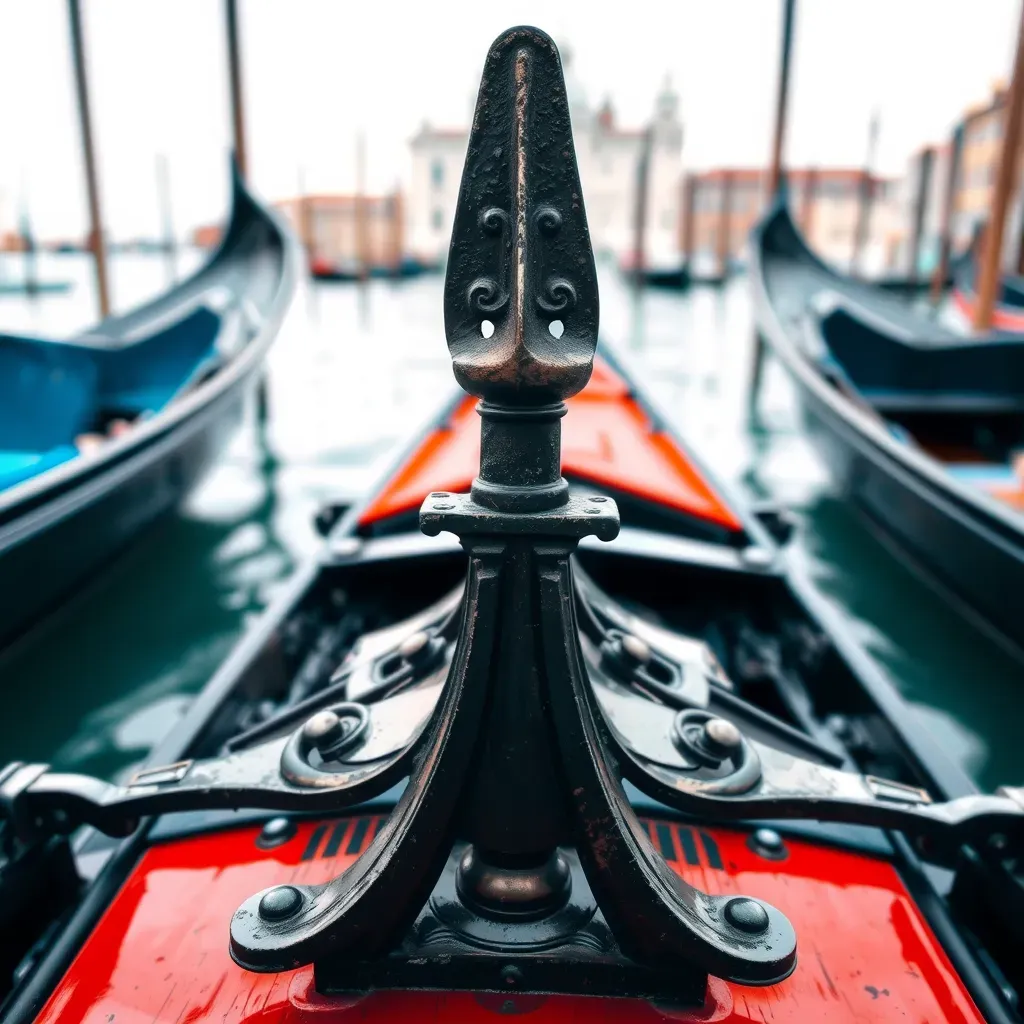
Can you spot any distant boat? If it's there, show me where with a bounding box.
[0,162,297,650]
[752,199,1024,656]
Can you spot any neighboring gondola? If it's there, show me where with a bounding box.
[0,163,297,651]
[751,198,1024,656]
[2,30,1023,1024]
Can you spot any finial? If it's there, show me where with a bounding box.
[443,26,598,407]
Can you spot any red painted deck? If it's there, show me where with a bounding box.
[36,816,982,1023]
[357,357,743,532]
[952,287,1024,332]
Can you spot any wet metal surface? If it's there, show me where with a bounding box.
[0,250,1020,789]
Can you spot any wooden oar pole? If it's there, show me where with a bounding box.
[766,0,796,199]
[931,124,963,301]
[225,0,248,180]
[67,0,110,318]
[753,0,796,409]
[974,0,1024,330]
[800,167,816,236]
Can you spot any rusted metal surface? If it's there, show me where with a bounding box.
[443,27,598,406]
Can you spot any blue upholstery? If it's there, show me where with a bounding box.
[93,307,221,414]
[0,446,79,492]
[945,463,1019,486]
[0,305,222,495]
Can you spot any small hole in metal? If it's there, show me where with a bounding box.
[548,320,564,339]
[480,320,495,338]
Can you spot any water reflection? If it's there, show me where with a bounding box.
[0,256,1019,790]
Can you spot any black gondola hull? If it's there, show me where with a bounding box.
[0,165,297,651]
[751,202,1024,658]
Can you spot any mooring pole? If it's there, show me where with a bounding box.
[974,0,1024,330]
[851,111,879,277]
[632,125,653,289]
[681,174,696,271]
[225,0,248,180]
[907,146,934,289]
[717,170,733,280]
[753,0,796,408]
[766,0,796,200]
[156,154,177,285]
[930,124,963,301]
[800,167,816,237]
[67,0,110,317]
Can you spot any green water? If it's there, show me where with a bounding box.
[0,255,1020,790]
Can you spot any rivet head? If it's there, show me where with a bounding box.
[433,502,455,511]
[302,709,343,747]
[621,634,652,666]
[740,546,773,570]
[398,630,430,661]
[703,717,742,755]
[259,885,303,922]
[753,828,784,852]
[256,816,296,849]
[724,897,769,934]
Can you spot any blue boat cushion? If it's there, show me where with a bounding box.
[945,463,1019,486]
[93,306,222,414]
[0,304,222,495]
[816,304,1024,408]
[0,446,79,492]
[0,336,99,450]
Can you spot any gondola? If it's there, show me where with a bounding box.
[3,29,1023,1024]
[751,198,1024,657]
[0,163,297,651]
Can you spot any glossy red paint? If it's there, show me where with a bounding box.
[357,357,743,532]
[36,815,983,1023]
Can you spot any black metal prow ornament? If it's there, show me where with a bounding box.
[9,26,1024,1002]
[228,26,796,997]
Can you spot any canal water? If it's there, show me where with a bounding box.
[0,250,1020,791]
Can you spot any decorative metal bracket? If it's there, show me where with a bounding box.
[4,23,1024,1009]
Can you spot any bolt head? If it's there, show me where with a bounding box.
[703,717,742,755]
[740,546,774,570]
[752,827,784,852]
[259,885,303,922]
[302,710,343,747]
[257,817,296,849]
[724,897,769,934]
[620,633,652,665]
[398,630,430,661]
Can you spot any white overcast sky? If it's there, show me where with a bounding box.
[0,0,1017,240]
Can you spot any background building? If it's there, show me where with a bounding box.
[682,167,900,275]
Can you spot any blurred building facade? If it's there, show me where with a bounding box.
[275,193,405,273]
[407,52,684,271]
[898,83,1024,277]
[682,167,901,275]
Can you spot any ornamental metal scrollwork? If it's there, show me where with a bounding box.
[466,207,510,316]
